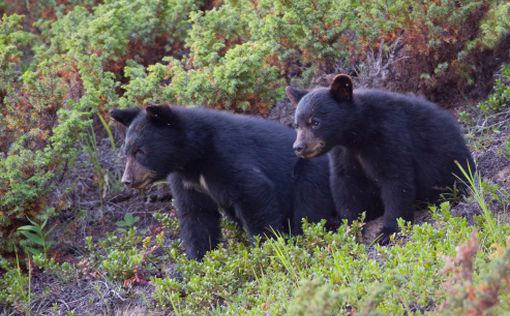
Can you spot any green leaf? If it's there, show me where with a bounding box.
[16,225,38,232]
[19,231,44,246]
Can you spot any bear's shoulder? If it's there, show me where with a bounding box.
[174,106,293,135]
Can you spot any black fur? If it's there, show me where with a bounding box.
[112,105,337,259]
[288,75,475,244]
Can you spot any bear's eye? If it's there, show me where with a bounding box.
[134,149,145,158]
[310,118,320,128]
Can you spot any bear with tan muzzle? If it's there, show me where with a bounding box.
[286,74,475,244]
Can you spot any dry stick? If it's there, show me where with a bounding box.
[57,299,71,312]
[34,297,49,314]
[472,109,510,134]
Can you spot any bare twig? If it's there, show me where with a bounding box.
[471,109,510,134]
[355,36,407,88]
[58,299,71,311]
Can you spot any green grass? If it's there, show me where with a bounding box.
[149,202,510,315]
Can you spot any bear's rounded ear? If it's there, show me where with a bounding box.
[285,86,308,107]
[110,108,141,127]
[146,104,178,126]
[330,74,353,102]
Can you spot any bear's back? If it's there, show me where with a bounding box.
[171,106,303,194]
[356,89,456,125]
[356,89,473,199]
[176,106,296,155]
[355,89,463,142]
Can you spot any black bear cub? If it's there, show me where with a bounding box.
[111,105,336,259]
[286,74,475,244]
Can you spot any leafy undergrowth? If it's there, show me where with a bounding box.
[149,206,507,315]
[149,195,510,315]
[2,169,510,315]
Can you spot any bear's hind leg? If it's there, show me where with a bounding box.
[233,173,287,240]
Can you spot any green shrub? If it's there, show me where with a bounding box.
[149,173,510,314]
[150,202,510,315]
[285,279,340,316]
[85,227,165,284]
[16,214,55,257]
[119,0,506,112]
[119,0,362,111]
[0,253,31,313]
[474,1,510,49]
[186,2,254,68]
[255,0,359,73]
[0,91,90,250]
[38,0,200,61]
[479,63,510,114]
[0,14,35,94]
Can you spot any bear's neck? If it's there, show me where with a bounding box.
[177,108,217,173]
[336,105,372,149]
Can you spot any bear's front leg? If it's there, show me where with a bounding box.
[169,174,221,260]
[329,147,383,223]
[378,179,415,245]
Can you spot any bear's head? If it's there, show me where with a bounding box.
[110,105,187,189]
[286,74,356,158]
